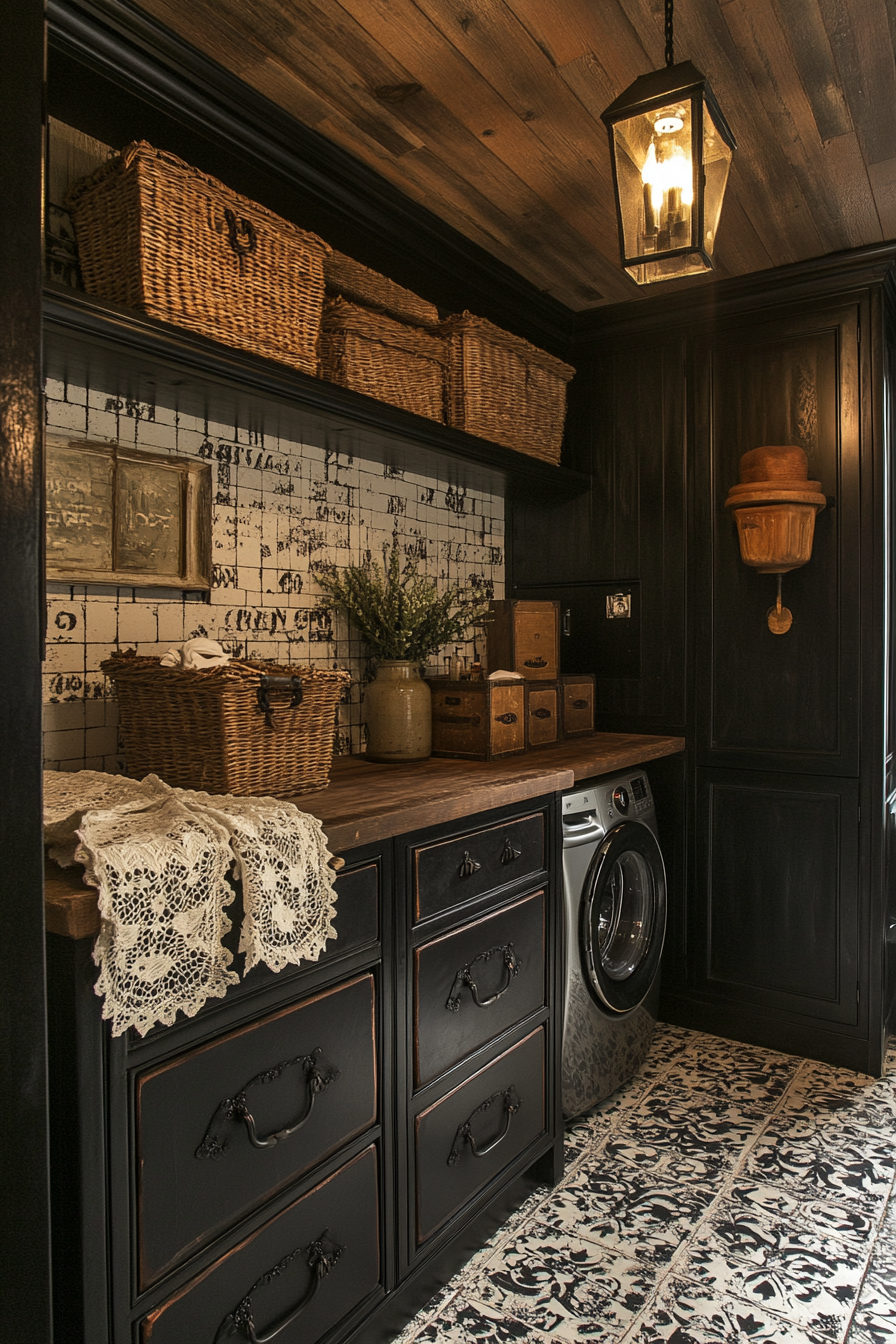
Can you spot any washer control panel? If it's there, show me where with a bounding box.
[562,773,654,831]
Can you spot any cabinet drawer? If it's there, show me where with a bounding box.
[329,860,379,953]
[413,813,545,922]
[561,674,595,737]
[137,973,377,1289]
[142,1146,380,1344]
[525,682,560,748]
[414,891,546,1087]
[414,1027,545,1244]
[487,600,559,680]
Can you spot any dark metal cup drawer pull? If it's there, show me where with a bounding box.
[458,850,482,878]
[494,712,518,724]
[446,942,521,1012]
[195,1047,339,1159]
[531,707,552,719]
[500,837,521,863]
[572,698,588,710]
[447,1085,521,1165]
[523,657,547,668]
[215,1229,343,1343]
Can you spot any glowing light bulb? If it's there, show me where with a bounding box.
[641,142,693,206]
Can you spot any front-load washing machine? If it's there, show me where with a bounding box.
[560,769,667,1119]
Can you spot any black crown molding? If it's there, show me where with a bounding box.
[48,0,576,356]
[572,241,896,346]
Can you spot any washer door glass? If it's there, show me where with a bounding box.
[580,821,666,1014]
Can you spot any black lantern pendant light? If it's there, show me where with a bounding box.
[601,0,737,285]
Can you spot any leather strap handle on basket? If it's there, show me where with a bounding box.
[256,674,303,730]
[447,1086,521,1165]
[445,943,521,1012]
[214,1230,343,1344]
[195,1048,339,1159]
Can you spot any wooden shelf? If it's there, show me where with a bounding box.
[43,285,591,499]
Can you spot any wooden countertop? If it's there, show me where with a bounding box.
[44,731,684,939]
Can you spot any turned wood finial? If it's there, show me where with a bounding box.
[724,445,826,575]
[725,445,827,635]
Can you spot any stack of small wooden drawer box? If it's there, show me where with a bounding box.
[429,600,595,760]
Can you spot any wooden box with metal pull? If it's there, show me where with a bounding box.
[486,599,560,680]
[427,678,526,760]
[560,673,595,737]
[525,681,560,748]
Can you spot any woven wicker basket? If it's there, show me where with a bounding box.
[320,298,447,422]
[325,250,440,328]
[439,312,575,464]
[67,141,331,376]
[102,652,350,797]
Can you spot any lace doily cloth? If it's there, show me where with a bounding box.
[43,771,339,1036]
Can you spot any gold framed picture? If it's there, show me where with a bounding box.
[46,435,211,590]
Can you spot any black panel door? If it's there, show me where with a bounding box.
[694,303,860,775]
[695,769,860,1028]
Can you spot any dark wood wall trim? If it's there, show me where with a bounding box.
[0,0,52,1339]
[573,242,896,345]
[48,0,573,357]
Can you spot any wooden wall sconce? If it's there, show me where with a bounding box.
[724,446,826,634]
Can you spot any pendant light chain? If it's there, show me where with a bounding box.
[664,0,675,67]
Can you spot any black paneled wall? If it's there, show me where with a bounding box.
[513,251,896,1075]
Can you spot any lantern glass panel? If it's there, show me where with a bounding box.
[702,96,733,258]
[612,96,701,281]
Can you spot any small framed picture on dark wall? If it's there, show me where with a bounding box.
[46,435,211,590]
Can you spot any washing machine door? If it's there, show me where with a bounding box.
[580,821,666,1014]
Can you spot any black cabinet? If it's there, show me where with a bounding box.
[399,797,562,1279]
[47,802,562,1344]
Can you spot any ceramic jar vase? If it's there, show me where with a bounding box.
[364,660,432,763]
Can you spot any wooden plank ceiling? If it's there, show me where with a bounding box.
[132,0,896,311]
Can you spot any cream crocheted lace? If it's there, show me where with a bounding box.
[43,769,150,867]
[176,789,338,974]
[79,789,238,1037]
[43,771,339,1036]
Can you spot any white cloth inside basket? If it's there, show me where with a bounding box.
[43,771,339,1035]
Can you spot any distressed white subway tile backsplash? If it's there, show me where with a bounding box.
[43,382,505,772]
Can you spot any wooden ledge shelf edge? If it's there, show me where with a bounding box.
[42,285,592,497]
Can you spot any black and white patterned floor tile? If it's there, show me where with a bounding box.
[537,1159,719,1264]
[625,1274,836,1344]
[468,1224,653,1340]
[391,1026,896,1344]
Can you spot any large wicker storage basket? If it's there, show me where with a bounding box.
[320,297,447,422]
[67,141,331,376]
[325,250,440,328]
[102,653,350,797]
[440,312,575,464]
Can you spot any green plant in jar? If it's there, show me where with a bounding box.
[315,537,491,663]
